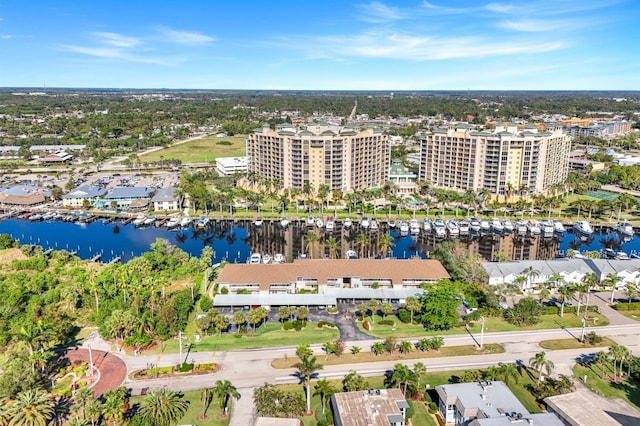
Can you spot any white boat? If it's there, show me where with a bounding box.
[491,218,504,234]
[446,220,460,237]
[574,220,593,236]
[433,218,447,238]
[399,220,409,234]
[316,218,324,229]
[469,217,481,233]
[479,218,491,233]
[197,215,210,228]
[345,249,358,259]
[515,219,528,235]
[343,217,352,230]
[306,216,316,227]
[616,251,630,260]
[360,217,370,230]
[179,216,192,228]
[42,212,56,221]
[540,221,554,236]
[143,215,156,226]
[527,219,541,236]
[552,219,565,235]
[273,253,285,263]
[459,220,470,236]
[388,220,396,229]
[249,253,261,264]
[409,218,420,235]
[325,217,335,232]
[166,217,180,229]
[617,221,634,237]
[503,219,514,233]
[370,218,379,231]
[262,254,272,264]
[422,218,432,232]
[29,213,43,221]
[132,214,146,227]
[280,216,289,228]
[254,217,263,227]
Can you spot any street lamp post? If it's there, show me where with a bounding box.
[178,331,183,366]
[480,316,485,349]
[88,344,94,377]
[580,315,587,343]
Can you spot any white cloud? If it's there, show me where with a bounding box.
[484,2,515,14]
[62,44,177,65]
[159,27,214,45]
[93,32,141,48]
[1,34,15,39]
[357,2,409,22]
[498,19,568,32]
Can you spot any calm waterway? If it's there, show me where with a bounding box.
[0,218,639,263]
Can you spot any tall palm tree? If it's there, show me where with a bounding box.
[73,388,95,421]
[498,362,520,385]
[138,389,189,426]
[199,388,213,419]
[594,351,609,378]
[214,380,239,417]
[558,285,574,318]
[520,266,540,293]
[602,273,621,303]
[413,362,427,391]
[387,363,415,397]
[293,354,324,414]
[529,351,554,382]
[325,236,340,259]
[354,232,369,258]
[7,389,55,426]
[405,296,421,324]
[304,230,317,258]
[377,233,395,258]
[573,283,589,316]
[313,379,337,414]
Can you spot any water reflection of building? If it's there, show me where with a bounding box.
[467,235,560,261]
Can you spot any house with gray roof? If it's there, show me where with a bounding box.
[63,185,107,208]
[483,259,640,290]
[96,186,153,210]
[151,187,182,211]
[437,381,563,426]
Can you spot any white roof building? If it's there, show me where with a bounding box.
[216,156,248,176]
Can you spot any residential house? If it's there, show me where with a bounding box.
[331,388,409,426]
[62,185,107,208]
[151,187,182,211]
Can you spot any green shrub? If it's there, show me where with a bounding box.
[378,319,395,326]
[428,401,438,414]
[216,140,232,145]
[612,302,640,311]
[406,400,415,419]
[283,321,294,330]
[317,320,336,328]
[397,308,411,323]
[177,363,194,372]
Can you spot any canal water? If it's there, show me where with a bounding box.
[0,218,639,264]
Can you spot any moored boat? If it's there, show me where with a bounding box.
[574,220,593,236]
[617,221,634,237]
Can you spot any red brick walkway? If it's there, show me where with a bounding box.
[63,348,127,397]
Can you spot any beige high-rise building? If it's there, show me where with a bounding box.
[246,123,389,192]
[418,122,570,199]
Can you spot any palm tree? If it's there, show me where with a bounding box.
[498,362,520,385]
[354,232,369,258]
[293,354,324,414]
[138,389,189,426]
[413,362,427,391]
[371,341,385,356]
[73,388,95,421]
[214,380,239,418]
[233,310,246,332]
[84,400,102,426]
[368,299,379,322]
[7,389,55,426]
[625,283,638,305]
[387,363,414,397]
[529,351,554,382]
[558,285,574,318]
[405,296,421,324]
[602,273,621,303]
[520,266,540,293]
[325,236,340,259]
[304,230,317,258]
[380,302,393,319]
[573,283,589,316]
[594,351,609,378]
[199,388,213,419]
[313,379,336,415]
[377,233,395,258]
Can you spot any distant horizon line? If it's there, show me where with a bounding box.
[1,87,639,94]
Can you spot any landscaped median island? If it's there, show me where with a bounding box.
[130,362,220,380]
[271,342,505,369]
[539,333,615,350]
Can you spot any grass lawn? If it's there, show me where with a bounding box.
[145,322,339,354]
[539,337,615,350]
[356,312,609,339]
[272,368,541,425]
[130,389,230,426]
[271,344,504,369]
[140,134,247,163]
[616,309,640,321]
[573,364,640,410]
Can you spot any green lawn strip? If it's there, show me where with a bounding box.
[356,313,608,339]
[616,310,640,321]
[539,337,615,350]
[140,134,247,163]
[130,389,230,426]
[573,364,640,410]
[271,344,504,369]
[274,369,540,425]
[146,322,339,354]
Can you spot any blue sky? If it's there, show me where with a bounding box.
[1,0,638,90]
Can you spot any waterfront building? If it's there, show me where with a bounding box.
[62,185,107,208]
[96,186,153,210]
[436,381,564,426]
[150,187,183,211]
[0,184,51,206]
[331,388,408,426]
[388,159,417,199]
[418,122,570,199]
[246,123,389,193]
